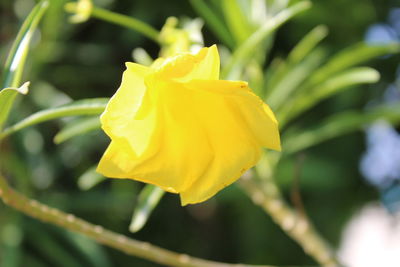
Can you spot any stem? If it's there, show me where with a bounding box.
[239,174,342,267]
[0,173,296,267]
[91,7,160,44]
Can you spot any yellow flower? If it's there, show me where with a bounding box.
[65,0,93,24]
[158,16,204,58]
[97,45,280,205]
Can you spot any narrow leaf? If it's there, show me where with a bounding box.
[287,25,328,64]
[305,43,400,89]
[54,116,101,144]
[0,82,29,131]
[77,166,106,191]
[2,0,49,88]
[280,67,380,124]
[283,104,400,154]
[129,185,165,233]
[222,1,311,78]
[0,98,108,140]
[267,49,325,110]
[221,0,253,44]
[189,0,235,48]
[264,25,328,96]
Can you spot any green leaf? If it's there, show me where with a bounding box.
[54,116,101,144]
[221,0,253,44]
[283,104,400,154]
[189,0,235,48]
[77,166,106,191]
[0,82,29,131]
[305,42,400,89]
[264,25,328,96]
[129,185,165,233]
[280,67,380,125]
[2,0,49,88]
[0,98,108,140]
[267,48,326,110]
[287,25,328,65]
[222,1,311,78]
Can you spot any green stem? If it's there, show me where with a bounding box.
[0,173,298,267]
[90,7,160,44]
[239,174,341,267]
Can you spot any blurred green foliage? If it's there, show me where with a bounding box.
[1,0,400,266]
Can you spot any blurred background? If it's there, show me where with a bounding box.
[1,0,400,266]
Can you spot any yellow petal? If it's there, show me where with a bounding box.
[186,45,220,80]
[99,79,215,192]
[178,80,267,205]
[97,140,177,194]
[186,80,280,151]
[156,45,220,81]
[100,63,158,157]
[97,140,137,178]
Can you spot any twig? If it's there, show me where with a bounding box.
[239,174,342,267]
[0,173,303,267]
[291,153,307,218]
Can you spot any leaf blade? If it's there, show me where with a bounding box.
[280,67,380,125]
[222,1,311,78]
[54,117,101,144]
[77,166,106,191]
[305,43,400,89]
[283,104,400,154]
[129,185,165,233]
[221,0,253,44]
[0,98,108,140]
[2,0,49,88]
[0,82,29,131]
[189,0,235,48]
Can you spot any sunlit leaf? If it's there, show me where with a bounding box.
[287,25,329,65]
[189,0,235,48]
[0,82,29,131]
[305,42,400,89]
[264,25,328,96]
[129,185,165,233]
[283,104,400,154]
[0,98,108,140]
[267,49,325,110]
[54,116,101,144]
[280,67,380,124]
[222,1,311,78]
[1,0,49,88]
[221,0,253,44]
[77,166,106,190]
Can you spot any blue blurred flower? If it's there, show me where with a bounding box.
[360,121,400,189]
[365,23,397,45]
[389,8,400,34]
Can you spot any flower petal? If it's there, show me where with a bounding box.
[97,140,137,178]
[156,45,220,81]
[187,45,220,80]
[101,62,158,157]
[186,80,281,151]
[100,79,216,193]
[178,80,266,205]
